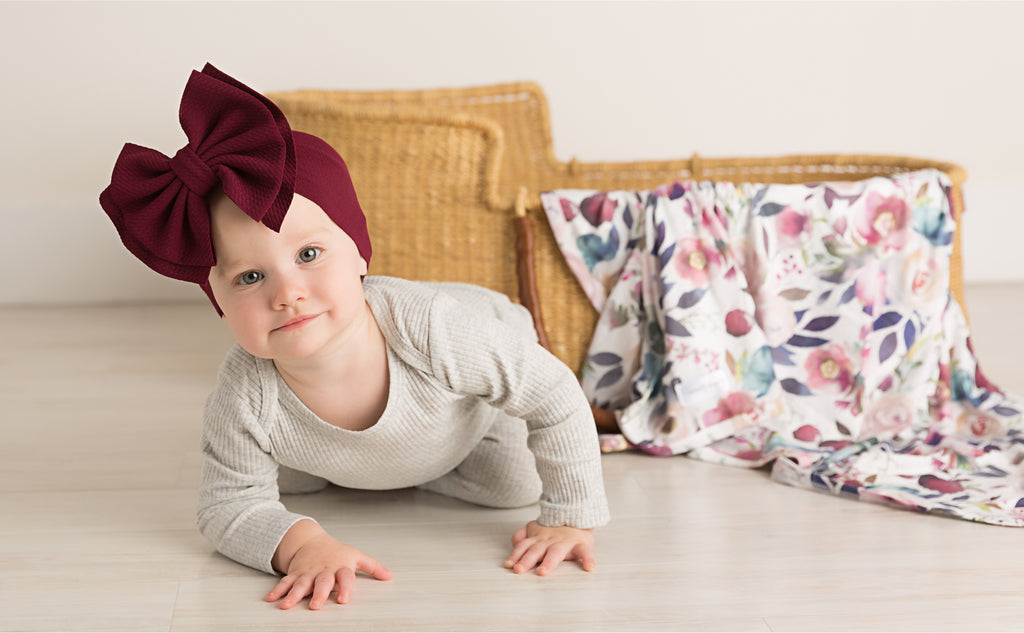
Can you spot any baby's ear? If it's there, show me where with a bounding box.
[359,257,368,277]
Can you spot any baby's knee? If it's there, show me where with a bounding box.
[277,465,329,494]
[484,470,542,509]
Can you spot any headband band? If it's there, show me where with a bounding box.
[292,131,372,267]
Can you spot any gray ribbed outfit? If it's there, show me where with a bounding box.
[198,276,610,574]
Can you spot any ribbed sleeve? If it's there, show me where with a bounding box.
[197,350,313,574]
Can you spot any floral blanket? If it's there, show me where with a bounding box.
[541,170,1024,526]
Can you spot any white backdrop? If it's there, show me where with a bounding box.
[2,0,1022,306]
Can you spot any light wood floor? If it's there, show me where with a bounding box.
[2,284,1023,632]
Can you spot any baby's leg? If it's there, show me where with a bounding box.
[420,415,541,509]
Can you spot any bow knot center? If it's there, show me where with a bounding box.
[169,146,219,197]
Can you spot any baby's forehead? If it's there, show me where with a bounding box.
[210,191,339,249]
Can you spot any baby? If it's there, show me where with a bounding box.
[100,64,609,610]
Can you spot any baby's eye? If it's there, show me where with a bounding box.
[297,247,321,263]
[238,271,263,286]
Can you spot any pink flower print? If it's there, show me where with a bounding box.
[673,238,721,285]
[859,394,916,440]
[702,204,730,244]
[579,193,618,227]
[793,424,821,442]
[899,250,943,308]
[725,309,753,337]
[804,344,854,392]
[855,257,888,308]
[957,411,1001,439]
[736,240,765,294]
[754,291,797,347]
[559,198,577,222]
[701,391,757,426]
[918,474,964,494]
[855,193,909,250]
[776,207,809,248]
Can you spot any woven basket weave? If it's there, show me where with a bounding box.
[269,83,968,376]
[269,98,518,302]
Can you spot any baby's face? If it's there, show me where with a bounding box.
[207,191,369,362]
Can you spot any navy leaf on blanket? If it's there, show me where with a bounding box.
[770,346,796,366]
[667,182,688,200]
[654,221,667,254]
[904,320,917,349]
[787,334,830,347]
[840,283,858,305]
[665,317,692,337]
[595,367,624,390]
[879,332,898,363]
[658,242,676,271]
[590,352,622,366]
[751,186,768,210]
[804,316,840,332]
[995,405,1022,416]
[781,378,812,396]
[758,202,786,217]
[623,204,634,230]
[678,288,706,309]
[873,312,902,331]
[972,465,1009,478]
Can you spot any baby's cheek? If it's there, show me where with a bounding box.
[222,314,273,359]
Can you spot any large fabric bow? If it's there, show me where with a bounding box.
[99,63,296,284]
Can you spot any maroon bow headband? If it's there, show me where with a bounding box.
[99,63,296,285]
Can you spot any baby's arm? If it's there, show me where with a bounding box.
[422,287,610,574]
[199,349,392,608]
[266,519,392,610]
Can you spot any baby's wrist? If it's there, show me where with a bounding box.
[272,519,325,572]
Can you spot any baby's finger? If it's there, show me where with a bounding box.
[308,572,335,610]
[511,541,549,574]
[335,567,357,604]
[535,542,575,576]
[504,538,536,569]
[279,576,313,610]
[358,556,394,581]
[265,576,294,602]
[572,542,597,572]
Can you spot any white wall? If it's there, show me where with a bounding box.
[2,0,1022,306]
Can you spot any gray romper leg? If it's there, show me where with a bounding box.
[277,465,329,494]
[419,413,542,509]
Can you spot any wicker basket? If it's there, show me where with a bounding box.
[269,84,969,377]
[269,98,518,303]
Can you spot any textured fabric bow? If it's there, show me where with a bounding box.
[100,63,296,284]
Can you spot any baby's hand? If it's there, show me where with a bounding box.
[504,520,595,576]
[267,532,393,610]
